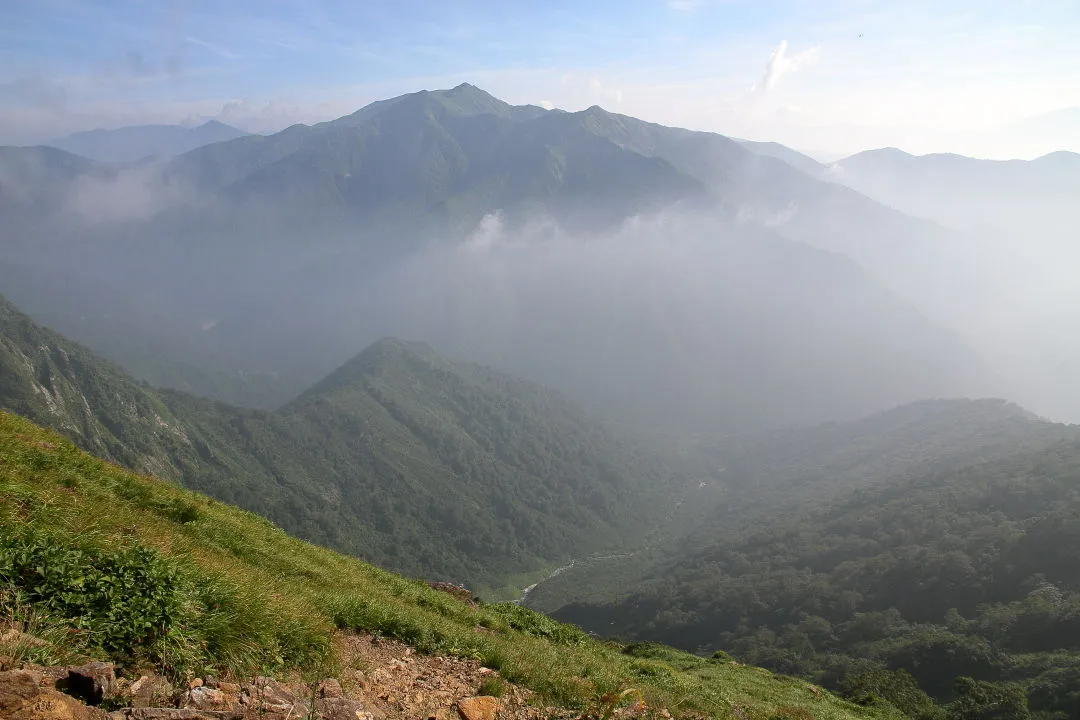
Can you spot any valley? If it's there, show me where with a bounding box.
[2,77,1080,720]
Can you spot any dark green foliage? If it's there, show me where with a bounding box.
[841,669,944,720]
[486,603,590,647]
[946,677,1030,720]
[553,404,1080,718]
[0,532,183,655]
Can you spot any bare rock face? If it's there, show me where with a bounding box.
[65,663,116,706]
[456,696,499,720]
[0,669,105,720]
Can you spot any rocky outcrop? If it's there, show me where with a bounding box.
[0,668,105,720]
[65,663,116,706]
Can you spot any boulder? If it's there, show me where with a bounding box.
[317,678,343,698]
[456,696,499,720]
[242,677,308,717]
[183,687,230,711]
[65,663,116,706]
[127,675,174,709]
[1,669,105,720]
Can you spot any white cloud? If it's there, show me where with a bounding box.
[751,40,820,94]
[539,100,554,110]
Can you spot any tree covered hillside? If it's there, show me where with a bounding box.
[554,416,1080,719]
[0,293,684,596]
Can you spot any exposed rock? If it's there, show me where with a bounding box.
[1,669,44,712]
[214,683,238,695]
[182,687,229,711]
[202,676,219,689]
[1,669,105,720]
[127,676,173,709]
[108,710,240,720]
[242,677,308,717]
[315,696,380,720]
[65,663,116,706]
[318,678,344,698]
[188,679,203,690]
[428,582,480,607]
[456,696,499,720]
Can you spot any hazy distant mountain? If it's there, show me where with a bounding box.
[826,146,1080,235]
[0,84,1000,428]
[824,147,1080,421]
[46,120,249,162]
[736,138,825,176]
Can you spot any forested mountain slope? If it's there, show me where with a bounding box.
[0,293,682,595]
[553,407,1080,719]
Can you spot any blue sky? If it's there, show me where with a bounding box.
[3,0,1079,158]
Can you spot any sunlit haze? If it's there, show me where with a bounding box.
[3,0,1079,158]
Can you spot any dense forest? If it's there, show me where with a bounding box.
[0,293,688,596]
[555,424,1080,719]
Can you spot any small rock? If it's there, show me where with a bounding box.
[185,687,227,710]
[315,697,383,720]
[202,676,219,689]
[244,678,306,717]
[189,679,203,690]
[456,696,499,720]
[128,676,173,709]
[216,683,238,695]
[109,710,241,719]
[66,663,116,706]
[318,678,344,698]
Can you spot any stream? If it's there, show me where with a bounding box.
[515,552,634,605]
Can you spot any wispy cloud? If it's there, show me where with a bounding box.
[751,40,819,93]
[185,36,242,60]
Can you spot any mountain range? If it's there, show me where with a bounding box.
[44,120,249,162]
[4,81,1080,717]
[0,83,1001,431]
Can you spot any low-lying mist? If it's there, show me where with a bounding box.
[322,209,991,431]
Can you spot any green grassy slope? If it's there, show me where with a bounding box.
[0,293,685,596]
[0,410,900,720]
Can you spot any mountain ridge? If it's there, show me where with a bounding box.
[0,292,685,595]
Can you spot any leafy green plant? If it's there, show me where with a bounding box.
[0,532,185,656]
[487,603,590,646]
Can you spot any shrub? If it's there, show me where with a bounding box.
[0,531,185,655]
